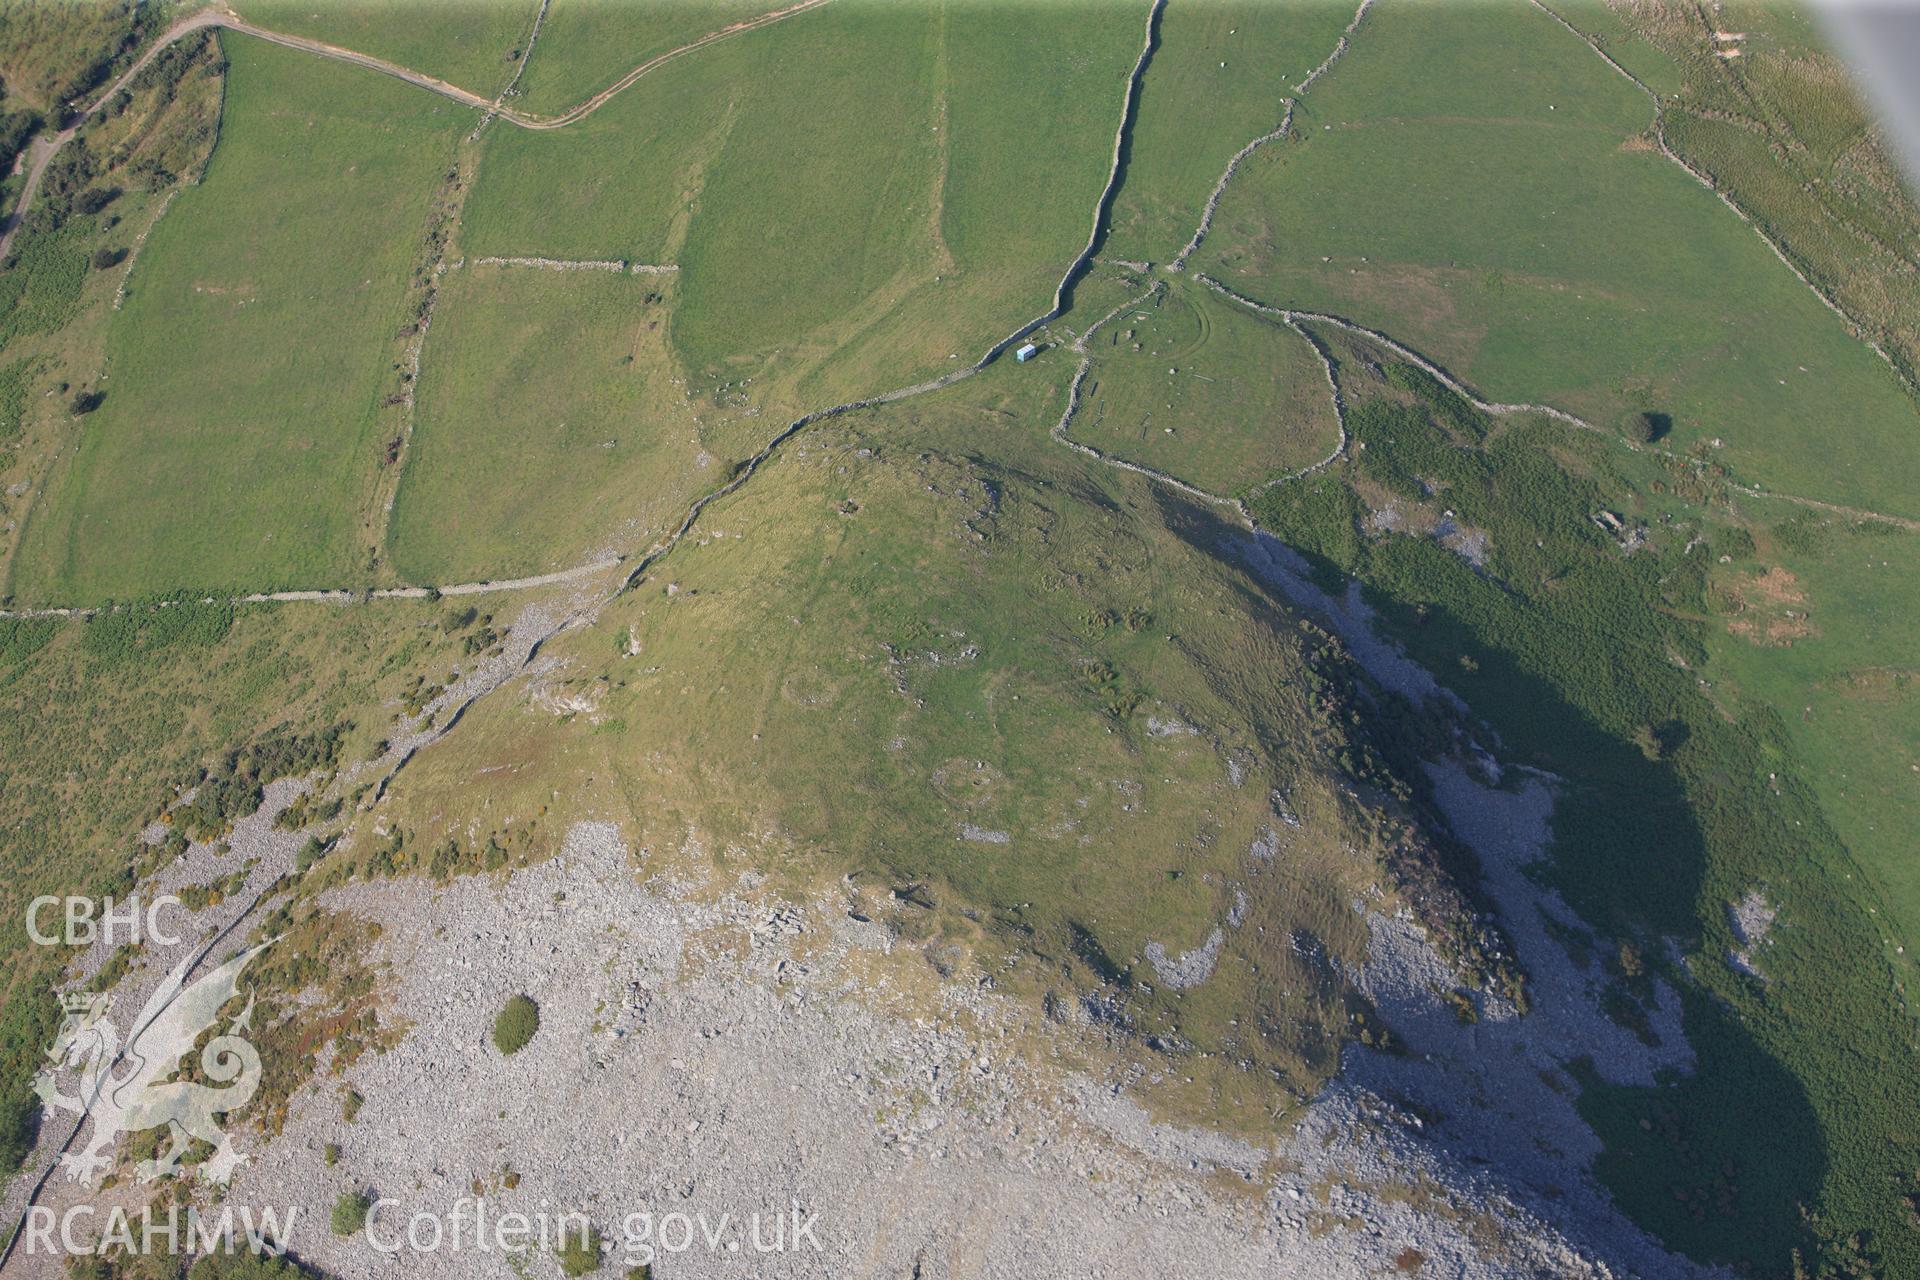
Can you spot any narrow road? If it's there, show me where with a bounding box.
[211,0,835,130]
[0,0,834,262]
[0,7,227,263]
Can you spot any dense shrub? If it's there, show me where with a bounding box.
[492,994,539,1055]
[0,220,89,342]
[1253,357,1920,1274]
[170,721,350,839]
[0,980,59,1176]
[81,598,233,668]
[187,1247,324,1279]
[554,1225,604,1276]
[1633,410,1672,444]
[330,1190,371,1236]
[0,359,28,440]
[0,109,39,178]
[73,186,117,216]
[0,618,56,667]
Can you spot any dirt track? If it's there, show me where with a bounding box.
[0,7,227,263]
[0,0,834,262]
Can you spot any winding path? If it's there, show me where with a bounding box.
[0,0,835,262]
[0,7,227,263]
[219,0,836,132]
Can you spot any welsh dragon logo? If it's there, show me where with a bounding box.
[33,943,268,1185]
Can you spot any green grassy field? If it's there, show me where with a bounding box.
[1539,0,1685,99]
[386,263,703,582]
[1202,0,1920,520]
[0,29,227,599]
[667,0,941,389]
[907,0,1145,360]
[506,0,776,117]
[1545,0,1920,383]
[231,0,536,97]
[1101,0,1354,266]
[466,0,1146,429]
[1696,499,1920,945]
[1195,7,1920,1269]
[9,37,473,602]
[1070,279,1339,493]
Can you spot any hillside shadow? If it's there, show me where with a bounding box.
[1151,494,1829,1272]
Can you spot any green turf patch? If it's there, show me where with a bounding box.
[11,37,474,601]
[492,992,539,1054]
[1070,279,1340,494]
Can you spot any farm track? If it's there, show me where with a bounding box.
[0,0,834,262]
[221,0,837,132]
[469,0,552,139]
